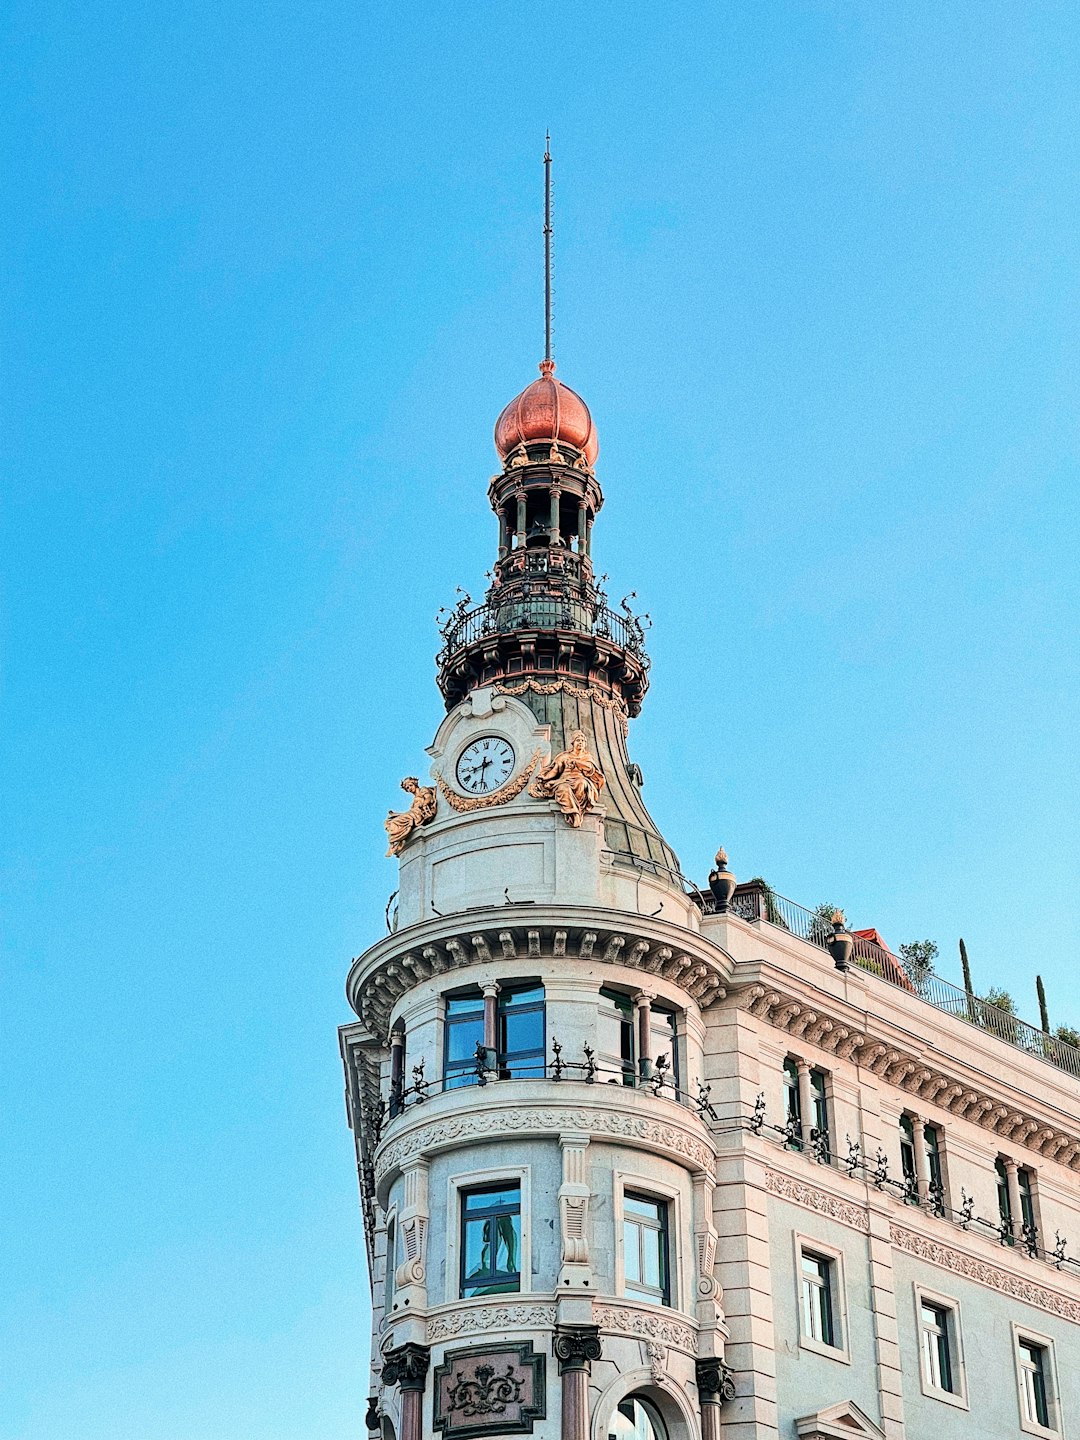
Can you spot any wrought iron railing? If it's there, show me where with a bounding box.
[743,1090,1080,1279]
[436,582,651,663]
[699,883,1080,1079]
[366,1040,714,1145]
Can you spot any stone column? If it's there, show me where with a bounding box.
[553,1324,601,1440]
[584,514,593,556]
[381,1343,429,1440]
[389,1027,405,1117]
[515,491,527,548]
[912,1116,930,1204]
[1004,1158,1023,1240]
[482,982,500,1075]
[549,485,561,543]
[498,507,510,558]
[796,1061,814,1149]
[636,993,653,1083]
[695,1358,735,1440]
[576,500,586,553]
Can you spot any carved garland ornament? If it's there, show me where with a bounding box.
[593,1304,697,1354]
[427,1304,558,1344]
[496,678,629,732]
[433,749,543,813]
[890,1224,1080,1323]
[376,1107,715,1182]
[764,1168,871,1235]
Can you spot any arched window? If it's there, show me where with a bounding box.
[607,1395,668,1440]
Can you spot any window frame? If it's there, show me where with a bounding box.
[1012,1324,1061,1438]
[913,1284,968,1409]
[613,1170,682,1309]
[381,1209,398,1325]
[442,983,547,1088]
[444,1164,531,1305]
[793,1232,849,1363]
[459,1182,523,1298]
[599,987,637,1085]
[621,1190,671,1306]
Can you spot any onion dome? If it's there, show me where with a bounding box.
[494,358,599,466]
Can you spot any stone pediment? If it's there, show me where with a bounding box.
[795,1400,885,1440]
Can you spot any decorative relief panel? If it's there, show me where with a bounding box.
[890,1224,1080,1323]
[432,1342,545,1440]
[764,1168,871,1234]
[593,1303,697,1354]
[427,1304,557,1344]
[377,1107,715,1182]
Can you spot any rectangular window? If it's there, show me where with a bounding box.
[810,1068,830,1160]
[498,984,546,1078]
[599,988,637,1085]
[460,1183,521,1297]
[997,1156,1013,1234]
[1018,1339,1052,1430]
[783,1057,804,1150]
[445,992,486,1089]
[800,1250,837,1348]
[925,1123,945,1215]
[622,1191,670,1305]
[651,1004,680,1094]
[444,986,546,1087]
[900,1115,917,1199]
[920,1301,954,1393]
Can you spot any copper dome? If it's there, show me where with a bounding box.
[494,359,599,466]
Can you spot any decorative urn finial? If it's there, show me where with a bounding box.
[827,910,854,972]
[708,847,736,913]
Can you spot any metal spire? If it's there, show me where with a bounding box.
[544,132,553,363]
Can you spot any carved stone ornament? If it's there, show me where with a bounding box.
[890,1223,1080,1323]
[495,678,629,734]
[434,748,542,812]
[384,778,437,857]
[381,1341,431,1392]
[695,1357,737,1405]
[432,1343,546,1439]
[376,1107,716,1185]
[646,1342,667,1384]
[764,1168,871,1235]
[427,1303,557,1344]
[528,730,605,827]
[552,1323,602,1373]
[593,1304,697,1355]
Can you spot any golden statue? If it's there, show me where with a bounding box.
[384,777,437,856]
[529,730,605,827]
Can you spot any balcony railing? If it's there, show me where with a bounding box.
[366,1041,715,1145]
[698,882,1080,1080]
[437,581,651,663]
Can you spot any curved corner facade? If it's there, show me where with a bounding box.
[340,361,1080,1440]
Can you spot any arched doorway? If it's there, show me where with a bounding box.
[607,1394,668,1440]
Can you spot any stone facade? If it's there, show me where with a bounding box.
[339,360,1080,1440]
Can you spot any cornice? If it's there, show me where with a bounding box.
[426,1301,558,1344]
[741,981,1080,1174]
[348,906,730,1038]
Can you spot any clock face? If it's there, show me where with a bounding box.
[455,736,516,794]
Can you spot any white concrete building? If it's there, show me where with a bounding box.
[340,356,1080,1440]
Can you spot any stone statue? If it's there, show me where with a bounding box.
[384,777,437,857]
[529,730,605,827]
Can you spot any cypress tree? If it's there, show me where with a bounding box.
[959,937,973,995]
[1037,974,1050,1033]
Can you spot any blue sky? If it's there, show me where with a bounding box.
[3,2,1079,1436]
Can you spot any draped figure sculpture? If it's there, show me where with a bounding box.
[384,777,438,856]
[529,729,605,827]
